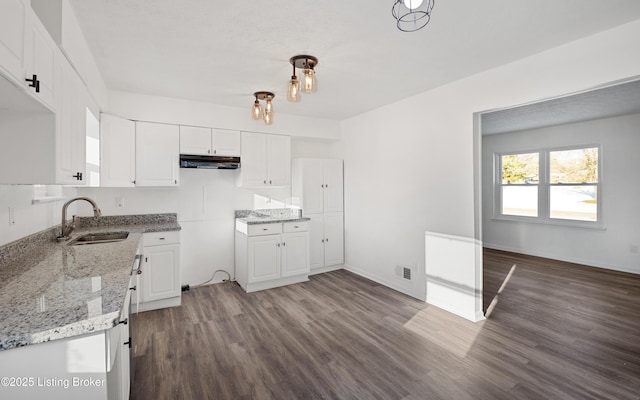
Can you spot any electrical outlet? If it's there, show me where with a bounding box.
[630,244,639,254]
[8,206,15,226]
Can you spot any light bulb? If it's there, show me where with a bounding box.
[403,0,424,10]
[265,97,273,114]
[303,68,317,94]
[252,100,262,120]
[287,76,301,102]
[263,110,273,125]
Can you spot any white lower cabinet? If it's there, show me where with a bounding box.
[0,276,134,400]
[137,231,181,312]
[308,212,344,271]
[236,221,309,292]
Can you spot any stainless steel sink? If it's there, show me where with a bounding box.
[68,231,129,246]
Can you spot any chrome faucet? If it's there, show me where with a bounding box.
[58,197,102,241]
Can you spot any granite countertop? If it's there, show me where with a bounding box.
[0,214,180,351]
[235,208,310,225]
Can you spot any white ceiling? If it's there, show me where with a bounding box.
[482,79,640,135]
[68,0,640,121]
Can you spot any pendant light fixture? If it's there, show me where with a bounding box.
[287,55,318,101]
[392,0,435,32]
[252,91,275,125]
[287,63,301,102]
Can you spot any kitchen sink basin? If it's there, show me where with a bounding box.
[68,231,129,246]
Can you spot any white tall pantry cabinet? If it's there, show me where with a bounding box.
[292,158,344,272]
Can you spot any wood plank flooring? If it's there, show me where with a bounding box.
[131,250,640,400]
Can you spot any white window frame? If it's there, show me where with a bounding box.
[494,144,603,229]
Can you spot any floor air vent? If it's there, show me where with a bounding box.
[395,265,412,280]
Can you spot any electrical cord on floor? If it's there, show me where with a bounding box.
[191,269,233,289]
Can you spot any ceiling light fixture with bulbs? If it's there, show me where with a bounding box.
[392,0,435,32]
[287,55,318,102]
[252,91,275,125]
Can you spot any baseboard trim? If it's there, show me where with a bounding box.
[343,263,423,301]
[483,243,639,275]
[309,264,343,276]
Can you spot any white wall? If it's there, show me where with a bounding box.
[482,113,640,274]
[108,91,341,140]
[76,92,340,287]
[0,185,78,246]
[339,19,640,321]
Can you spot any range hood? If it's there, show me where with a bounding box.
[179,154,240,169]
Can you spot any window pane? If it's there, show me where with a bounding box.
[501,153,539,184]
[550,185,597,221]
[502,186,538,217]
[550,147,598,184]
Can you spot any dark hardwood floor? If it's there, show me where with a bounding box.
[131,250,640,400]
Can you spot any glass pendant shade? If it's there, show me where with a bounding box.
[263,110,273,125]
[252,100,262,120]
[265,97,273,114]
[302,68,317,93]
[287,76,301,102]
[403,0,424,10]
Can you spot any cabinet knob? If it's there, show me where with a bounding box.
[214,150,217,155]
[269,180,272,184]
[321,239,325,243]
[325,238,329,242]
[25,74,40,93]
[264,180,267,184]
[283,242,286,247]
[277,243,281,247]
[207,150,210,154]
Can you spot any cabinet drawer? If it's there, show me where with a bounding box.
[283,221,309,233]
[247,223,283,236]
[143,231,180,246]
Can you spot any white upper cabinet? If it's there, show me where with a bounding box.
[180,125,211,155]
[238,132,291,187]
[266,134,291,186]
[0,0,28,81]
[135,121,180,187]
[292,158,344,215]
[23,9,58,110]
[180,126,240,157]
[101,113,135,187]
[56,56,86,185]
[239,132,268,186]
[212,129,240,156]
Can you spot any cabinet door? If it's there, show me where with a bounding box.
[308,214,325,270]
[281,231,310,277]
[142,244,180,303]
[239,132,267,186]
[302,159,324,215]
[24,11,57,109]
[248,235,280,282]
[266,134,291,186]
[136,122,180,186]
[324,212,344,266]
[323,159,344,213]
[56,57,85,185]
[100,113,135,187]
[180,125,211,155]
[212,129,240,156]
[0,0,27,81]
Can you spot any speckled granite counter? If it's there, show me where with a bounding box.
[235,208,310,224]
[0,214,180,351]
